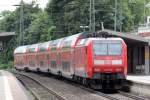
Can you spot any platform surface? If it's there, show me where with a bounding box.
[127,75,150,85]
[0,70,31,100]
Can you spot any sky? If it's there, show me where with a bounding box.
[0,0,49,12]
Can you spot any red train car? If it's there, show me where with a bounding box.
[49,38,64,75]
[14,46,28,70]
[37,42,51,72]
[26,44,39,71]
[59,34,82,78]
[14,32,127,89]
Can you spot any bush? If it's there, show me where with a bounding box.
[0,61,13,69]
[0,63,8,69]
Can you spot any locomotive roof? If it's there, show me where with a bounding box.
[76,38,124,46]
[14,45,28,54]
[89,37,124,41]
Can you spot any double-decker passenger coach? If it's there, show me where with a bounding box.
[14,46,28,70]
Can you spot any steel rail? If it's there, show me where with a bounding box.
[15,71,119,100]
[14,72,66,100]
[118,91,146,100]
[61,78,120,100]
[17,78,40,100]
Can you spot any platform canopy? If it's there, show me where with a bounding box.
[96,29,149,46]
[0,32,15,42]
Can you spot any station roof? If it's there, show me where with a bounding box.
[0,32,15,42]
[96,29,149,46]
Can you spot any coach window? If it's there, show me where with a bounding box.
[40,61,44,66]
[51,41,57,51]
[36,55,39,60]
[64,41,71,47]
[40,47,45,52]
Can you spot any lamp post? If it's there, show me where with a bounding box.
[145,2,150,24]
[89,0,95,32]
[90,0,117,32]
[114,0,117,31]
[13,0,24,46]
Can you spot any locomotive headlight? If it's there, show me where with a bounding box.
[112,60,122,65]
[94,60,105,65]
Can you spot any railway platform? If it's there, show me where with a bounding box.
[0,70,32,100]
[126,75,150,98]
[127,75,150,85]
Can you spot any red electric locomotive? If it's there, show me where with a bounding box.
[74,38,127,89]
[14,32,127,89]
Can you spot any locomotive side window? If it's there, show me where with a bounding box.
[108,43,121,55]
[77,39,88,46]
[93,43,107,55]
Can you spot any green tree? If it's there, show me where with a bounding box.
[0,1,42,66]
[46,0,150,33]
[26,11,56,44]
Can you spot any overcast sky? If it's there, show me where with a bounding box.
[0,0,49,12]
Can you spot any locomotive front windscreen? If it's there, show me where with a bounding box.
[93,41,122,56]
[108,43,121,55]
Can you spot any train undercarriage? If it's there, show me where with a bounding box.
[73,73,126,89]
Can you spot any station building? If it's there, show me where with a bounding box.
[0,32,15,63]
[136,16,150,75]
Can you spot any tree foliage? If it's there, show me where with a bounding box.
[46,0,150,33]
[0,1,54,66]
[26,11,55,44]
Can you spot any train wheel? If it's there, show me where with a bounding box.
[90,79,102,89]
[82,78,86,85]
[37,68,40,72]
[82,78,90,87]
[24,67,29,72]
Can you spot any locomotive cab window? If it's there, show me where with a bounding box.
[93,41,122,56]
[93,43,107,56]
[77,39,88,46]
[108,43,122,55]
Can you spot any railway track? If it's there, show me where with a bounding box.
[64,77,146,100]
[13,71,148,100]
[13,71,114,100]
[14,72,66,100]
[105,91,146,100]
[118,91,146,100]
